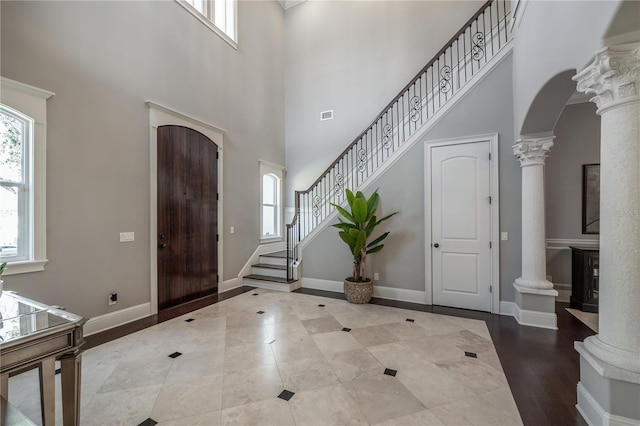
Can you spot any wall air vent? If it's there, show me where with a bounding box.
[320,110,333,121]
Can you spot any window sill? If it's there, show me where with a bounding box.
[175,0,238,50]
[260,236,283,244]
[2,259,48,276]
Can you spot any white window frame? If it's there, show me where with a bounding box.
[0,77,54,275]
[175,0,238,49]
[259,160,284,243]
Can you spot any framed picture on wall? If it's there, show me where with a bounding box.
[582,164,600,234]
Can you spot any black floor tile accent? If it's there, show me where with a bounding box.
[318,304,326,307]
[384,368,397,377]
[406,318,415,322]
[465,351,477,358]
[138,419,158,426]
[185,318,195,322]
[253,293,259,296]
[278,390,295,401]
[341,327,351,332]
[168,352,182,359]
[257,310,265,314]
[55,368,61,375]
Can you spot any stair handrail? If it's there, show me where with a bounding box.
[285,0,511,281]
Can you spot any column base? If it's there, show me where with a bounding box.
[514,277,555,290]
[512,281,558,329]
[575,342,640,425]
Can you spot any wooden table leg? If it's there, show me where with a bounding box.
[38,357,56,426]
[0,373,8,400]
[60,352,82,426]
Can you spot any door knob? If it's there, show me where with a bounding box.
[158,242,167,250]
[433,243,439,248]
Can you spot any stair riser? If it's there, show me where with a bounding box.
[259,256,287,267]
[243,279,300,292]
[251,267,288,279]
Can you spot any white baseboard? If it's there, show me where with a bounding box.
[243,278,301,292]
[577,382,639,426]
[513,303,558,330]
[499,301,518,317]
[84,303,152,336]
[555,282,571,303]
[301,277,426,304]
[221,278,243,292]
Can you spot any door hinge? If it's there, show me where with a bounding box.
[489,152,492,160]
[216,234,219,242]
[489,241,492,249]
[216,193,219,201]
[490,285,493,293]
[488,196,492,204]
[216,152,219,160]
[217,275,219,283]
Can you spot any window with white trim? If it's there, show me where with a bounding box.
[177,0,237,46]
[259,161,284,242]
[0,77,53,275]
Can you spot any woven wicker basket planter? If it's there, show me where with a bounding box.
[343,278,373,304]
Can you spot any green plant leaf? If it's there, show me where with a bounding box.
[352,198,368,223]
[346,189,355,206]
[332,222,356,231]
[367,231,389,248]
[367,191,379,218]
[339,231,355,248]
[355,191,365,199]
[331,203,355,223]
[375,211,399,226]
[365,215,377,237]
[353,229,367,255]
[366,244,384,254]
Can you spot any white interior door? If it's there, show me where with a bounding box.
[431,141,492,311]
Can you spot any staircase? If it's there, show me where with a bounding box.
[247,0,512,291]
[243,250,300,292]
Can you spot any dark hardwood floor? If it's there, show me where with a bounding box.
[85,286,594,426]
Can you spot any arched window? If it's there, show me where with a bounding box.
[259,161,284,242]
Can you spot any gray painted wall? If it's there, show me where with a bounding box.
[545,102,601,285]
[284,0,485,203]
[303,54,521,303]
[1,1,285,318]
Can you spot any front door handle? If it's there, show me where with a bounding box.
[433,243,440,248]
[158,242,167,250]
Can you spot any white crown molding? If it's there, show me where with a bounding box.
[513,136,554,167]
[278,0,306,10]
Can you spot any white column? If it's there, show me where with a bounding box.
[513,137,555,290]
[573,43,640,375]
[572,43,640,426]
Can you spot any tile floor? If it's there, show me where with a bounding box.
[8,289,522,425]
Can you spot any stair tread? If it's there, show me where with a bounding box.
[244,274,297,284]
[260,251,288,259]
[252,263,287,270]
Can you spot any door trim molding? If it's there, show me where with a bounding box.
[424,134,500,313]
[147,101,225,315]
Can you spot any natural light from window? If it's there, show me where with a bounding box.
[179,0,237,46]
[259,161,284,242]
[0,106,31,262]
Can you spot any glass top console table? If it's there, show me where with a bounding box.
[0,291,86,426]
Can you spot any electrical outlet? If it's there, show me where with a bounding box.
[109,292,118,306]
[374,272,379,281]
[119,232,135,242]
[501,232,508,241]
[230,226,235,234]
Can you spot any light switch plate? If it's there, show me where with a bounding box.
[501,232,508,241]
[120,232,135,242]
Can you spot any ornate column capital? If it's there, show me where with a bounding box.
[573,42,640,114]
[513,136,554,167]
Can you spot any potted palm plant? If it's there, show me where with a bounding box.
[331,189,397,304]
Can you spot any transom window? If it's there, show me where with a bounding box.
[177,0,237,47]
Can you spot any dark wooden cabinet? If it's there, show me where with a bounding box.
[570,246,599,313]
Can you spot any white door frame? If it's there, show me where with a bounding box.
[424,134,500,313]
[146,101,225,315]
